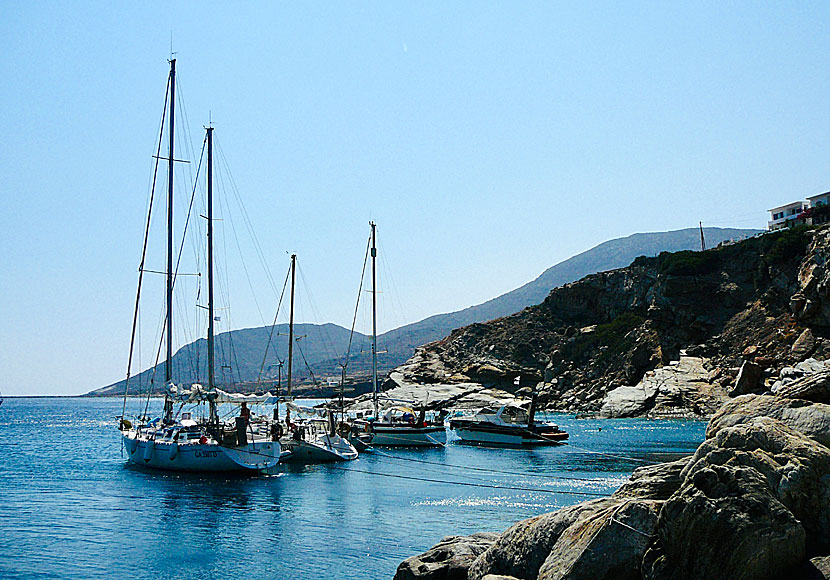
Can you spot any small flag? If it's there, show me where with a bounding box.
[213,316,221,321]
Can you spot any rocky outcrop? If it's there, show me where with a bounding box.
[598,356,724,418]
[707,394,830,447]
[394,533,500,580]
[611,457,692,501]
[398,388,830,580]
[774,368,830,403]
[385,226,825,418]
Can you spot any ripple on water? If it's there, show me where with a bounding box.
[0,398,705,580]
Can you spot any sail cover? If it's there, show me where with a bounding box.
[167,383,278,405]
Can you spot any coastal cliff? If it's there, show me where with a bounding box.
[394,359,830,580]
[388,226,830,418]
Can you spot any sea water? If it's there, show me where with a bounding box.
[0,398,705,579]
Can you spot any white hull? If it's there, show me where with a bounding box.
[367,426,446,447]
[454,428,525,446]
[281,435,358,463]
[122,432,281,472]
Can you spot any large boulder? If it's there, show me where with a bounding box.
[468,499,618,580]
[394,533,500,580]
[707,394,830,448]
[698,418,830,554]
[728,360,763,397]
[537,499,662,580]
[644,417,830,579]
[612,456,692,501]
[642,462,806,580]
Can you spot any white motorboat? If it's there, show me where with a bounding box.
[449,402,568,446]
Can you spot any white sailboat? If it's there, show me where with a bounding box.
[118,60,281,472]
[277,254,359,463]
[351,222,446,447]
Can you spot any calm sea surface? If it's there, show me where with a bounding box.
[0,397,705,579]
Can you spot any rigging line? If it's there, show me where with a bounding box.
[295,339,320,387]
[371,449,617,483]
[327,465,609,497]
[342,233,372,370]
[214,137,281,298]
[168,135,208,382]
[377,229,418,355]
[256,264,292,387]
[296,260,340,365]
[215,160,267,327]
[122,73,170,422]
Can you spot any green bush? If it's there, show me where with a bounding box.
[657,250,722,277]
[560,312,644,363]
[760,225,812,265]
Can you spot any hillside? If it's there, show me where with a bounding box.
[89,226,757,397]
[374,227,758,353]
[391,226,826,416]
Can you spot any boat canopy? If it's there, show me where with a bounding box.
[167,383,278,405]
[286,401,327,417]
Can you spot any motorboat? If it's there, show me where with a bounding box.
[449,402,568,446]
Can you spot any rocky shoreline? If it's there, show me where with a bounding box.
[394,359,830,580]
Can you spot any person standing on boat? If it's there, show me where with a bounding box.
[240,402,251,423]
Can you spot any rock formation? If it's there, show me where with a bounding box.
[394,357,830,580]
[385,226,830,418]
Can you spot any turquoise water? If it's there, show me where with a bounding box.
[0,398,705,579]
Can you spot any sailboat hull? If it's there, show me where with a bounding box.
[366,425,446,447]
[281,437,358,463]
[123,432,281,472]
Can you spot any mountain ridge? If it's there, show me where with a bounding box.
[88,226,759,396]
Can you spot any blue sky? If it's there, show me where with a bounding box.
[2,2,829,396]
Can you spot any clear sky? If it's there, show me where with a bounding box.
[2,2,829,396]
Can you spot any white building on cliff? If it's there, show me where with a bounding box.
[768,191,830,231]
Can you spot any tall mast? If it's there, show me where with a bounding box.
[370,221,378,418]
[166,58,176,386]
[286,253,296,397]
[163,58,176,424]
[206,126,217,423]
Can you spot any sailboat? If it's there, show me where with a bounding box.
[118,60,281,472]
[278,254,358,463]
[351,222,446,447]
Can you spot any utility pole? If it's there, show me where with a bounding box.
[699,221,706,252]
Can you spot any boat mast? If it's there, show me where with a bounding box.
[370,221,378,418]
[164,58,176,424]
[286,253,296,397]
[206,126,217,424]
